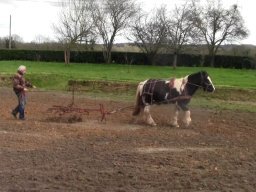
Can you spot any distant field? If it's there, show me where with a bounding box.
[0,60,255,90]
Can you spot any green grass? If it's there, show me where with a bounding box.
[0,60,255,90]
[0,60,255,112]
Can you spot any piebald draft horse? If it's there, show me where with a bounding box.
[132,71,215,127]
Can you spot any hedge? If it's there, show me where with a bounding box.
[0,49,255,69]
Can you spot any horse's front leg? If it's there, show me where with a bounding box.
[182,110,191,127]
[178,101,191,127]
[143,105,157,126]
[169,104,179,127]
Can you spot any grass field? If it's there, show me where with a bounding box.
[0,60,255,90]
[0,60,255,112]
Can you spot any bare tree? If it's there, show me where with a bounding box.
[53,0,95,64]
[166,2,197,69]
[4,34,23,49]
[90,0,137,64]
[130,7,167,65]
[193,0,248,67]
[32,35,51,44]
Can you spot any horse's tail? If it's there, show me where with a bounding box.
[132,83,142,116]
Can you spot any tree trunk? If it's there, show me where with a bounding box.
[103,47,112,64]
[210,53,215,67]
[208,47,215,67]
[107,50,112,64]
[172,52,178,69]
[64,49,70,65]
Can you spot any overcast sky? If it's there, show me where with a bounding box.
[0,0,255,45]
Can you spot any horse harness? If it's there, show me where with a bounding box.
[141,79,158,105]
[141,78,190,105]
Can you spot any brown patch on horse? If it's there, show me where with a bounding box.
[169,78,175,89]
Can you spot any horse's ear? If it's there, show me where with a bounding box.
[201,70,208,77]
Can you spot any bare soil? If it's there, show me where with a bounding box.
[0,87,255,192]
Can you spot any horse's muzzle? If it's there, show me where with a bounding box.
[204,84,215,92]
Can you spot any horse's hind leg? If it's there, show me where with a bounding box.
[182,110,191,127]
[143,105,157,126]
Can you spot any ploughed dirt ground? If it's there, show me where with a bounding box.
[0,87,255,192]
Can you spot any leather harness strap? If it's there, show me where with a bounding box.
[142,79,158,105]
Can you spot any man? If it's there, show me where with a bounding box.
[11,65,35,120]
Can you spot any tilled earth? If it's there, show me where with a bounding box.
[0,87,255,192]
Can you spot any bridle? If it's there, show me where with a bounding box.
[186,72,213,91]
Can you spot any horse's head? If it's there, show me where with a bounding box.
[200,71,215,92]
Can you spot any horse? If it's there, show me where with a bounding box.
[132,71,215,127]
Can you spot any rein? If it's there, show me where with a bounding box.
[186,82,203,88]
[154,95,192,105]
[186,81,213,90]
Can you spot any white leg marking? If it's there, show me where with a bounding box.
[144,105,157,126]
[169,104,179,127]
[183,110,191,127]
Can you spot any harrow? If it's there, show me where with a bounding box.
[48,103,111,122]
[47,83,133,122]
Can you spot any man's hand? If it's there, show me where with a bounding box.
[24,88,28,92]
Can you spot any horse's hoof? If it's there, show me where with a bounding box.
[146,120,157,126]
[170,124,179,128]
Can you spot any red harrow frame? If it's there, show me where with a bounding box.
[47,83,131,122]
